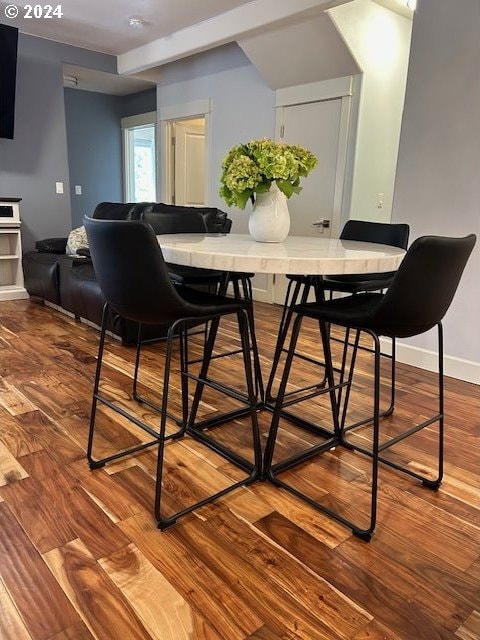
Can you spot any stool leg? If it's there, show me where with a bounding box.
[132,322,143,401]
[362,331,381,540]
[155,313,261,530]
[241,276,264,401]
[265,278,307,403]
[178,326,189,437]
[154,323,177,529]
[237,309,262,475]
[423,322,444,489]
[264,313,304,475]
[187,314,222,428]
[131,322,183,430]
[87,302,109,469]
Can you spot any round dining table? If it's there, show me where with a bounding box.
[156,233,406,276]
[156,231,406,455]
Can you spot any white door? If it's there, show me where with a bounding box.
[174,119,206,206]
[272,98,344,303]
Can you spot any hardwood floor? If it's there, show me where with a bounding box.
[0,299,478,640]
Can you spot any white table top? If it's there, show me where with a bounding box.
[157,233,406,275]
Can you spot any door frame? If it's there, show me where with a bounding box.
[275,75,355,239]
[159,99,212,204]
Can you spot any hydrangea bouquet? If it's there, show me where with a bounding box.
[219,138,318,210]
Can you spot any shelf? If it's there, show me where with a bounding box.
[0,210,28,299]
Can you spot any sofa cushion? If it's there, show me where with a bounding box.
[144,203,228,233]
[92,201,154,221]
[142,208,208,234]
[35,237,68,254]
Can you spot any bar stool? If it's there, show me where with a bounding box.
[84,216,262,529]
[264,234,476,540]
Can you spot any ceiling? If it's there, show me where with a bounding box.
[62,64,154,95]
[3,0,413,94]
[0,0,255,55]
[1,0,413,60]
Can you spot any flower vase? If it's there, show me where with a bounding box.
[248,184,290,243]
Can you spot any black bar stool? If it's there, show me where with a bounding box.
[84,216,262,529]
[264,234,476,540]
[265,221,410,414]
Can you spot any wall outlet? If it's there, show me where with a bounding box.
[55,181,64,194]
[75,185,82,195]
[377,192,384,208]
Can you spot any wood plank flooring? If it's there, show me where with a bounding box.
[0,299,478,640]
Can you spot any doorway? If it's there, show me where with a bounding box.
[165,117,206,206]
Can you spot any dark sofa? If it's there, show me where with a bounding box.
[23,201,231,343]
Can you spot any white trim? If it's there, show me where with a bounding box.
[331,94,352,238]
[159,99,211,122]
[162,121,175,204]
[380,338,480,385]
[121,111,156,129]
[275,76,353,107]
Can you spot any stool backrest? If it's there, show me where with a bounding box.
[373,234,476,337]
[84,216,194,325]
[340,220,410,250]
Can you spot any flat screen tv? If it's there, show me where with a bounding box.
[0,23,19,140]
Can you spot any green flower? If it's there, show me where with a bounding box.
[219,138,318,210]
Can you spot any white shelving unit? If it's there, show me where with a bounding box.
[0,198,29,301]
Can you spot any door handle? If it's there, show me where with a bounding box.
[312,219,330,233]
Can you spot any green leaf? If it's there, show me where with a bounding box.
[255,180,272,193]
[276,179,295,198]
[236,189,252,210]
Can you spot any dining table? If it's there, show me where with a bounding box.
[156,233,405,277]
[156,232,406,458]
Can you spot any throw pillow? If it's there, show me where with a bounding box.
[66,225,89,256]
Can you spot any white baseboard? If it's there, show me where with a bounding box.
[226,282,273,303]
[380,337,480,384]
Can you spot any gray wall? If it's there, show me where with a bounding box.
[156,44,275,233]
[0,32,116,251]
[392,0,480,372]
[64,89,123,228]
[122,88,156,118]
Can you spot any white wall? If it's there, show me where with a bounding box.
[329,0,412,221]
[392,0,480,381]
[156,44,275,233]
[238,13,359,89]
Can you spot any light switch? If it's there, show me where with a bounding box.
[55,182,64,194]
[75,185,82,195]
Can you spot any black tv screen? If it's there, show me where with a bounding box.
[0,23,19,139]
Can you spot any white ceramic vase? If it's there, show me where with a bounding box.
[248,183,290,243]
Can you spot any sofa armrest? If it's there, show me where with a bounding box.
[35,237,68,254]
